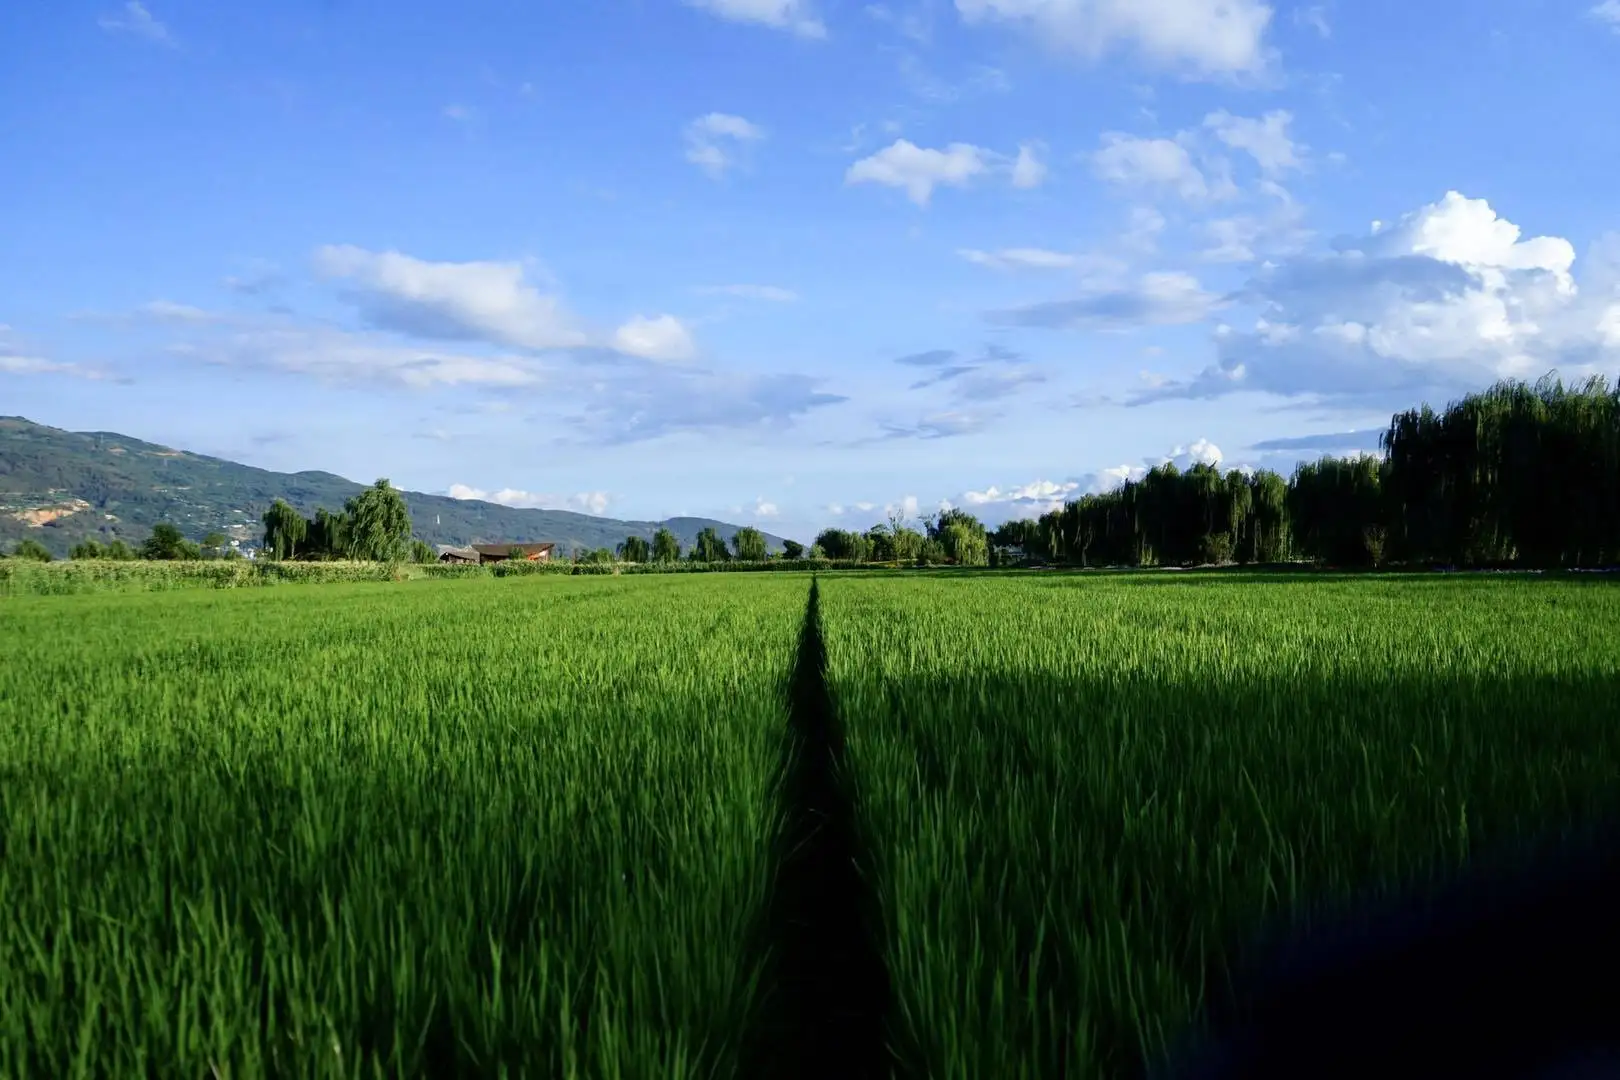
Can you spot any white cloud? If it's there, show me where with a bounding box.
[98,2,174,46]
[1204,109,1302,174]
[955,0,1274,78]
[1592,1,1620,31]
[1093,133,1208,200]
[992,271,1219,329]
[206,324,546,389]
[696,284,800,301]
[1164,438,1224,469]
[685,0,827,37]
[1200,201,1310,264]
[0,355,106,379]
[961,478,1080,517]
[448,484,611,516]
[611,314,698,362]
[0,326,114,381]
[846,139,992,206]
[140,299,217,322]
[313,245,588,351]
[442,104,475,123]
[1141,192,1620,403]
[958,247,1079,271]
[753,497,780,517]
[1294,4,1330,37]
[1011,142,1049,189]
[684,112,766,179]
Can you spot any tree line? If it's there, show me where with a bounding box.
[994,375,1620,570]
[9,376,1615,571]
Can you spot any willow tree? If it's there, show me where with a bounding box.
[261,499,307,561]
[343,479,413,563]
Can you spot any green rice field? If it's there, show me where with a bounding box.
[3,570,1618,1077]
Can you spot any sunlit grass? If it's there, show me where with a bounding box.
[0,573,808,1078]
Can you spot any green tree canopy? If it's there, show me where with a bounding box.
[731,526,767,561]
[141,523,199,561]
[618,535,651,563]
[344,479,412,562]
[652,527,680,562]
[692,526,730,562]
[70,538,104,560]
[410,539,438,564]
[781,538,805,559]
[261,499,307,561]
[12,538,52,562]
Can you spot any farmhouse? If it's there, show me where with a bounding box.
[439,542,556,565]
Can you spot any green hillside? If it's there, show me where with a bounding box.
[0,417,791,558]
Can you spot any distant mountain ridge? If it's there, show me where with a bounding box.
[0,417,791,558]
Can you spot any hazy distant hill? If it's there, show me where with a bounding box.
[0,416,791,558]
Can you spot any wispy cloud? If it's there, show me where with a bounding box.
[98,1,175,46]
[695,284,800,302]
[684,113,766,179]
[684,0,827,38]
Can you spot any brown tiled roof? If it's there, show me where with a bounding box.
[470,542,555,556]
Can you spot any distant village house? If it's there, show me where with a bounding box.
[437,542,556,565]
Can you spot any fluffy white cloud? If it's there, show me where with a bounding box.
[1200,200,1310,264]
[958,247,1079,271]
[684,113,766,178]
[1011,142,1049,188]
[1165,438,1223,469]
[204,324,546,389]
[955,0,1273,77]
[962,478,1080,517]
[1204,109,1301,174]
[992,271,1218,329]
[313,245,588,351]
[846,139,992,206]
[753,497,780,517]
[1592,1,1620,30]
[98,1,174,45]
[448,484,611,516]
[611,314,698,362]
[1093,134,1208,200]
[696,284,799,301]
[684,0,826,37]
[1141,192,1620,403]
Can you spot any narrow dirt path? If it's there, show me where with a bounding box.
[741,577,893,1079]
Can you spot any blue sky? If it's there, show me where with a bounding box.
[4,0,1619,542]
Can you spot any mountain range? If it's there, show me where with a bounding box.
[0,417,790,558]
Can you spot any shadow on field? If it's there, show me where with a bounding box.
[740,579,893,1079]
[1163,813,1620,1080]
[842,664,1620,1080]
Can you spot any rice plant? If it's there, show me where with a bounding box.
[818,572,1620,1078]
[0,573,809,1078]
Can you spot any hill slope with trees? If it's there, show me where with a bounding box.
[0,417,789,558]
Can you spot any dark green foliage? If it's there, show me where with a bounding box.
[140,522,199,561]
[693,527,731,562]
[732,526,768,562]
[1030,377,1620,570]
[1383,375,1620,567]
[653,527,682,562]
[782,539,805,560]
[69,538,104,560]
[11,539,51,562]
[409,539,437,564]
[619,535,651,563]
